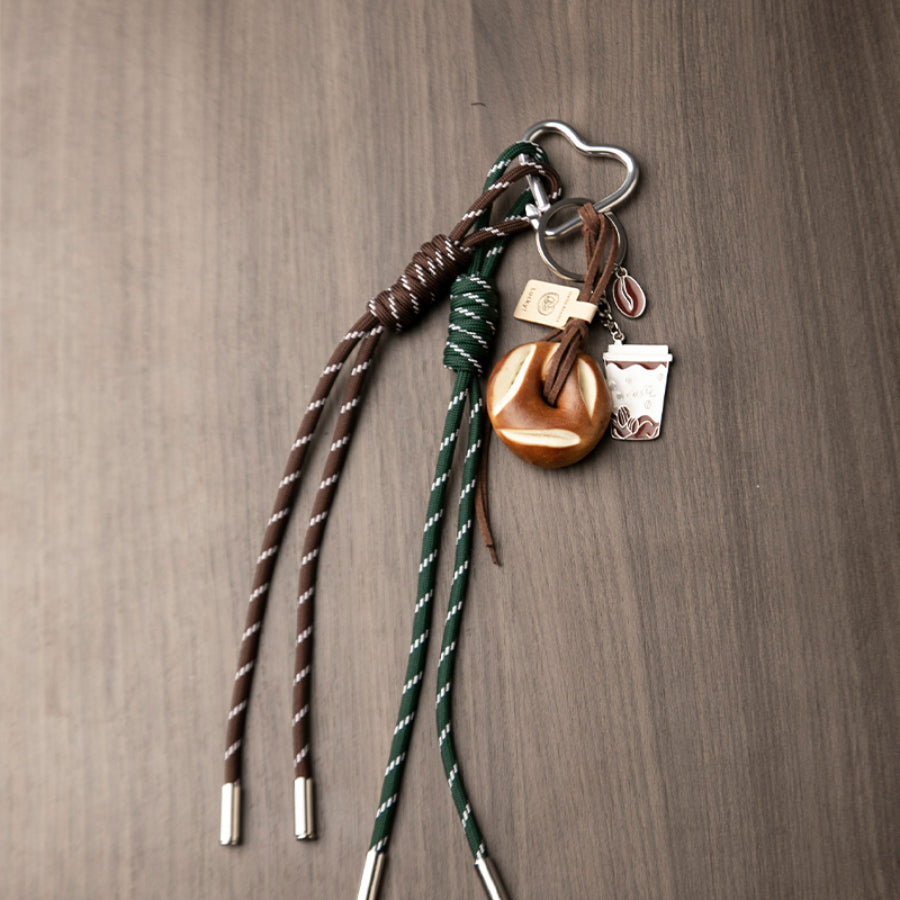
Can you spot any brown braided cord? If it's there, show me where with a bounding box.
[223,157,561,804]
[224,311,377,786]
[292,325,382,778]
[542,204,619,406]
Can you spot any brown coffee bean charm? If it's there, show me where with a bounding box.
[486,341,612,468]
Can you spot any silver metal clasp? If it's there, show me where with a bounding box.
[520,119,639,236]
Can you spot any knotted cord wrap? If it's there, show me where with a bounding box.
[368,235,471,333]
[361,141,552,899]
[443,273,499,376]
[220,146,561,849]
[446,273,501,561]
[542,203,620,406]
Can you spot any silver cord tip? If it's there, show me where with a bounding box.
[357,848,387,900]
[475,855,511,900]
[219,782,241,846]
[294,776,316,840]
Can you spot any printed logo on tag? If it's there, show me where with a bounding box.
[514,280,595,328]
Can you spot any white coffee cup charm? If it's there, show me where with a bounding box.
[602,343,673,440]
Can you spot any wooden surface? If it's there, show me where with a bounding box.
[2,1,898,897]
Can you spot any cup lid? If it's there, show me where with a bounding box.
[603,342,672,363]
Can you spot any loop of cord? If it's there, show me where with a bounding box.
[364,140,550,874]
[542,204,619,406]
[221,147,561,842]
[364,157,562,337]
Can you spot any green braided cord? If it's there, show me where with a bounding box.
[367,141,551,855]
[368,374,467,852]
[435,378,488,859]
[434,144,551,862]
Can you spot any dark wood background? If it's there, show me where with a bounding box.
[2,1,897,898]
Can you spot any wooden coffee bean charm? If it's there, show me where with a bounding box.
[486,341,612,468]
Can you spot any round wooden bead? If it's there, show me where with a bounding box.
[486,341,612,468]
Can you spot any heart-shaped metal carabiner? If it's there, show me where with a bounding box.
[521,120,639,239]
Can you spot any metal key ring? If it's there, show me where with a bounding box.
[536,199,627,282]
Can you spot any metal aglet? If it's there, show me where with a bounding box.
[357,848,387,900]
[219,782,241,846]
[294,777,316,840]
[475,855,511,900]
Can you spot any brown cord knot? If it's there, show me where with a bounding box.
[368,235,472,333]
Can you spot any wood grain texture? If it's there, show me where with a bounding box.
[2,1,897,897]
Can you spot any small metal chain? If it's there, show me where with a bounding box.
[596,291,625,342]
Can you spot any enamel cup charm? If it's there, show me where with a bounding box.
[602,342,673,440]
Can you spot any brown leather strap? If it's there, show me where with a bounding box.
[542,204,619,406]
[474,426,499,565]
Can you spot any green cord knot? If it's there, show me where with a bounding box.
[443,273,499,376]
